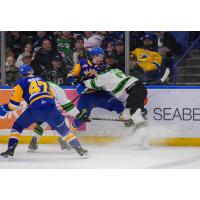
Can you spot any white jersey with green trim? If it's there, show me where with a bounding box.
[48,82,70,105]
[48,82,79,117]
[84,69,138,98]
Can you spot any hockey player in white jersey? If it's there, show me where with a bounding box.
[84,67,148,128]
[28,81,88,152]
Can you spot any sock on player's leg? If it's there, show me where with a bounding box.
[33,124,44,141]
[63,132,88,157]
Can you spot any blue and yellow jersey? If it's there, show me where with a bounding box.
[7,76,55,111]
[68,59,104,82]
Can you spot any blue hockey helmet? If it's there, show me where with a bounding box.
[18,64,34,77]
[90,47,105,57]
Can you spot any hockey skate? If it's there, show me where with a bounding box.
[58,137,72,151]
[131,108,147,128]
[74,147,88,158]
[28,136,38,152]
[124,119,134,127]
[0,145,16,159]
[120,108,134,128]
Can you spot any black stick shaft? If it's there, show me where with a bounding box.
[90,117,126,122]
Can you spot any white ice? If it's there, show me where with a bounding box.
[1,143,200,168]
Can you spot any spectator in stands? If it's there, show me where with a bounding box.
[5,55,16,72]
[5,71,17,86]
[130,34,162,82]
[153,31,182,57]
[32,31,55,53]
[56,31,74,69]
[5,55,19,85]
[113,40,125,72]
[83,31,104,50]
[153,31,182,81]
[130,31,146,50]
[105,53,117,68]
[31,38,58,77]
[73,37,89,64]
[46,53,68,85]
[105,41,115,56]
[6,31,28,59]
[21,52,32,66]
[103,31,125,45]
[52,31,61,38]
[72,31,84,38]
[15,42,33,68]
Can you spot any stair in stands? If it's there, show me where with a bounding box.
[176,65,200,74]
[175,82,200,85]
[174,49,200,85]
[176,73,200,83]
[189,49,200,58]
[186,58,200,65]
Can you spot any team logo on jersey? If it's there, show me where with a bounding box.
[84,69,98,77]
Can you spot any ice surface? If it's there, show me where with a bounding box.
[1,143,200,169]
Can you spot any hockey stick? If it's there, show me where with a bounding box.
[144,67,170,85]
[90,117,128,122]
[160,67,170,83]
[69,88,90,103]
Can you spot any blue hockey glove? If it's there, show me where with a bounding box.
[0,105,8,119]
[76,83,86,94]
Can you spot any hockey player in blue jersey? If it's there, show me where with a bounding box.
[67,47,125,133]
[0,64,88,158]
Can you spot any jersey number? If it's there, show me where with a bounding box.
[114,70,126,79]
[29,81,48,95]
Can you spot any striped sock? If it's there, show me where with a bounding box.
[8,131,20,148]
[64,133,81,148]
[33,124,44,140]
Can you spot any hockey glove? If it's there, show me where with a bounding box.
[76,109,91,122]
[76,83,86,94]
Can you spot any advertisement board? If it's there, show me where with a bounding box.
[1,86,200,145]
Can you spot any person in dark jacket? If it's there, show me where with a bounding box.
[32,31,56,53]
[153,31,182,82]
[6,31,28,59]
[113,40,125,73]
[46,53,68,85]
[31,38,58,77]
[153,31,182,57]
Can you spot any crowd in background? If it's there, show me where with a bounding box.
[0,31,192,86]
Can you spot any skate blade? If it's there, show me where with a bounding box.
[62,148,72,153]
[135,121,148,129]
[138,145,150,150]
[0,155,13,161]
[80,152,89,159]
[27,149,37,153]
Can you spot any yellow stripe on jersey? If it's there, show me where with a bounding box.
[88,60,92,66]
[7,103,17,111]
[69,63,81,77]
[29,95,54,105]
[65,133,77,143]
[9,85,23,109]
[69,123,77,133]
